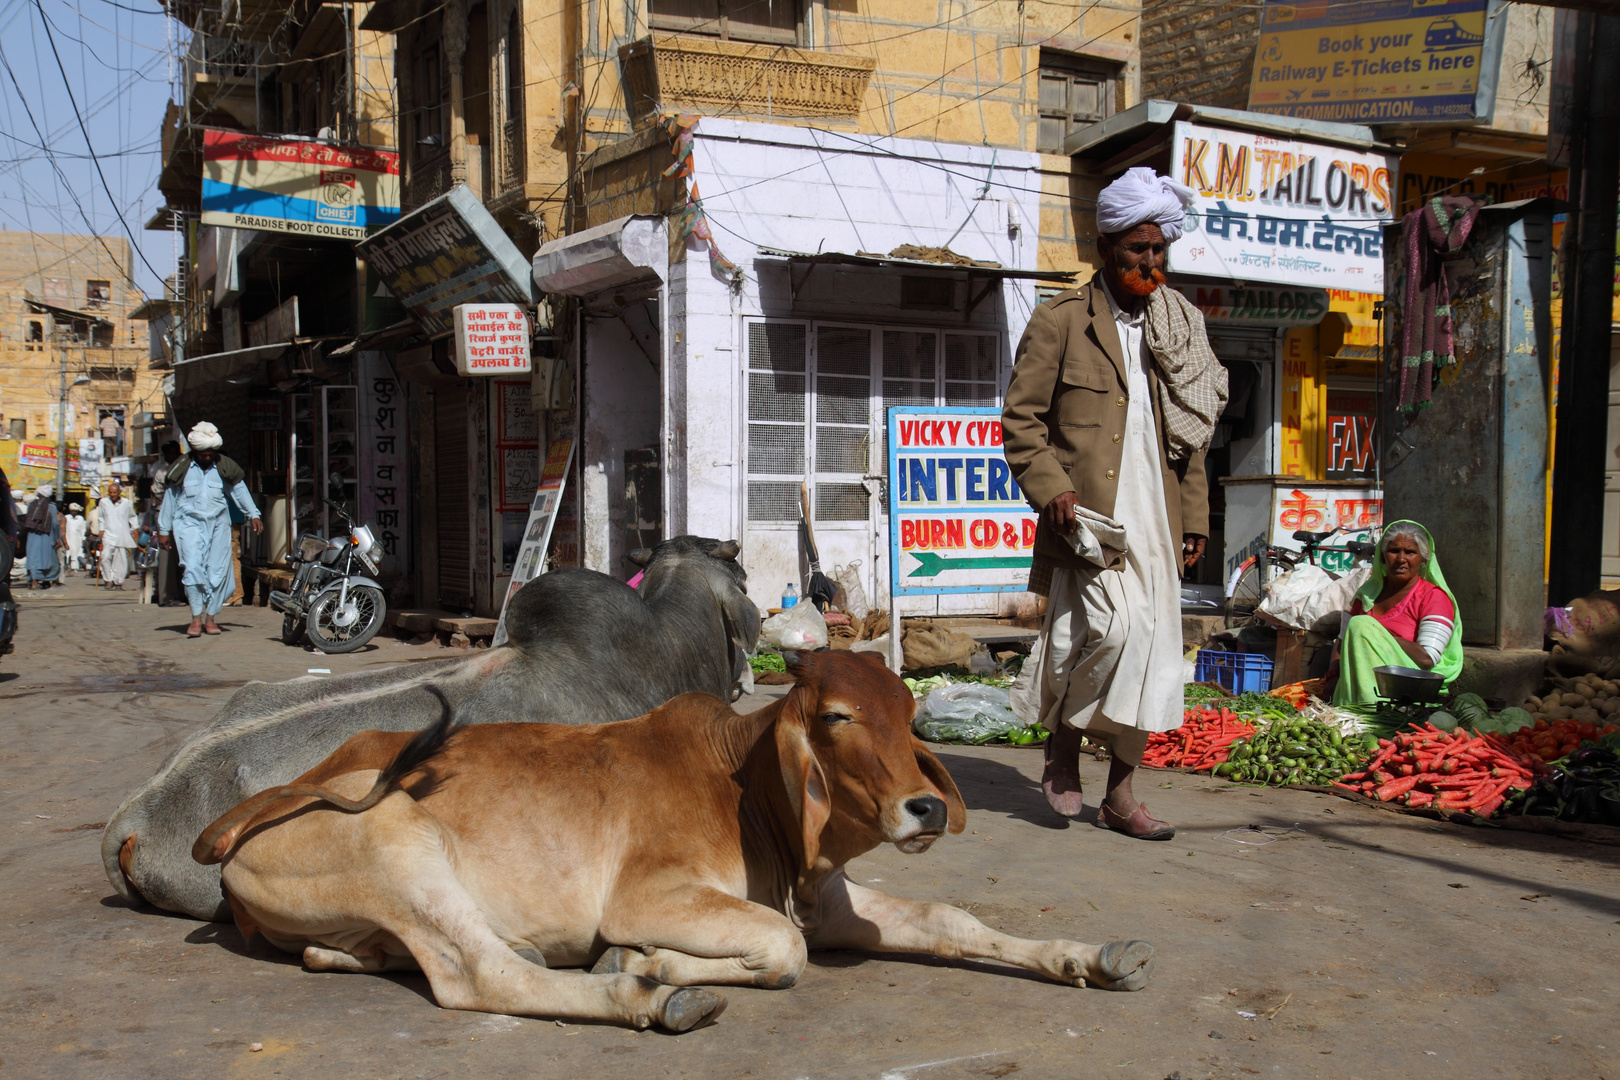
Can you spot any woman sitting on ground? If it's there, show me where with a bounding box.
[1327,520,1462,705]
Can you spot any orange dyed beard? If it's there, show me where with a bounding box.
[1114,265,1166,296]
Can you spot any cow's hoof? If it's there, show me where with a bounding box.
[592,946,639,976]
[1092,939,1154,992]
[660,987,726,1033]
[513,946,547,968]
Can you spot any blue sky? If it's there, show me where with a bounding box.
[0,0,176,299]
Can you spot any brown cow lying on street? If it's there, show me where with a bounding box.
[194,649,1155,1032]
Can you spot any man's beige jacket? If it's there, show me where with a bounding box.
[1002,277,1210,581]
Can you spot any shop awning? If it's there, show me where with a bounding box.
[532,215,668,296]
[326,319,421,359]
[1065,98,1392,166]
[754,247,1077,282]
[756,247,1076,318]
[171,342,289,395]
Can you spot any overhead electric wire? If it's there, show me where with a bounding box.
[31,0,165,283]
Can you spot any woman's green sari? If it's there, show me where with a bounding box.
[1331,520,1464,706]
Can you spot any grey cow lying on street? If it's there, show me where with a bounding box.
[104,536,759,921]
[193,650,1156,1031]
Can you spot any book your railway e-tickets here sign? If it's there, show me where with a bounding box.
[888,407,1035,596]
[1246,0,1498,124]
[202,130,400,239]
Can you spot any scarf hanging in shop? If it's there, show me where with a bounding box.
[1399,195,1481,411]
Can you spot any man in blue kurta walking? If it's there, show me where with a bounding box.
[157,422,262,638]
[23,484,62,588]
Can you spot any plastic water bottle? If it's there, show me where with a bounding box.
[782,582,799,608]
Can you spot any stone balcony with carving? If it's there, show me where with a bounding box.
[618,35,876,131]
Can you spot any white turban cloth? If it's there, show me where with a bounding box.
[1096,167,1196,243]
[188,421,224,451]
[35,484,53,498]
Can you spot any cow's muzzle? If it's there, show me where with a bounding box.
[893,794,949,853]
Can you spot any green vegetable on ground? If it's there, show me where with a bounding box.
[749,652,787,674]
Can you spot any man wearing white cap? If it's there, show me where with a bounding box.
[1003,168,1229,840]
[157,422,262,637]
[22,484,62,588]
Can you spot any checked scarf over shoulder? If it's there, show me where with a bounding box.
[1143,284,1228,460]
[1399,195,1482,411]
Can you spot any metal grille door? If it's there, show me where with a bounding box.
[746,321,807,523]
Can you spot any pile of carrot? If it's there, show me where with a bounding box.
[1142,706,1257,771]
[1333,722,1540,817]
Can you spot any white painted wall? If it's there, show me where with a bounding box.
[665,118,1047,617]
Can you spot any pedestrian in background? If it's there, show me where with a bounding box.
[97,481,139,590]
[63,503,87,576]
[149,440,184,606]
[23,484,62,589]
[157,422,262,637]
[1004,168,1227,841]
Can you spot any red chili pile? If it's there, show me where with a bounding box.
[1333,723,1540,817]
[1143,706,1257,771]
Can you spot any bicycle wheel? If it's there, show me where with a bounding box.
[1224,553,1293,629]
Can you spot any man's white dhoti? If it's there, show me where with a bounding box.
[1011,284,1186,765]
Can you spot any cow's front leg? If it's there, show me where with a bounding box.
[594,884,807,989]
[805,870,1153,991]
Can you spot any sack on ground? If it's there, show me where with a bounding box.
[913,683,1021,744]
[1259,564,1369,632]
[759,602,828,651]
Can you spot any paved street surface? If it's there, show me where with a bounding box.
[3,583,1618,1079]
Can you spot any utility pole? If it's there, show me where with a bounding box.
[1548,12,1620,605]
[56,335,68,498]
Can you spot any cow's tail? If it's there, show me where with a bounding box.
[191,686,459,866]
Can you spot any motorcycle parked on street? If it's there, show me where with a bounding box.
[269,501,387,653]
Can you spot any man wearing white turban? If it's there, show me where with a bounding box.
[1003,168,1228,840]
[23,484,62,588]
[157,422,262,637]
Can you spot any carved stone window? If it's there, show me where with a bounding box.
[650,0,801,45]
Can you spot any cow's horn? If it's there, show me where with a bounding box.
[714,539,740,561]
[628,547,654,568]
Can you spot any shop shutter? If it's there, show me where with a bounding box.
[814,325,872,522]
[746,321,807,523]
[435,384,471,608]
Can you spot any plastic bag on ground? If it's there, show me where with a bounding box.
[759,602,828,650]
[830,561,868,620]
[913,683,1022,744]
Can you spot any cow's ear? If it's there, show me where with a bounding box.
[912,738,967,834]
[775,704,831,871]
[628,547,654,568]
[713,539,740,560]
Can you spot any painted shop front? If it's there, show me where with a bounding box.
[534,117,1073,619]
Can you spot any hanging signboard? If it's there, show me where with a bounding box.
[1171,283,1329,325]
[454,305,532,375]
[357,185,534,338]
[1169,120,1399,293]
[888,407,1035,597]
[357,352,410,576]
[17,442,80,471]
[202,130,400,239]
[491,435,576,647]
[1246,0,1501,124]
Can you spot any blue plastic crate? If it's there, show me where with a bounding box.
[1194,649,1274,695]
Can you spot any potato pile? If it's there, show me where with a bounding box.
[1525,674,1620,725]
